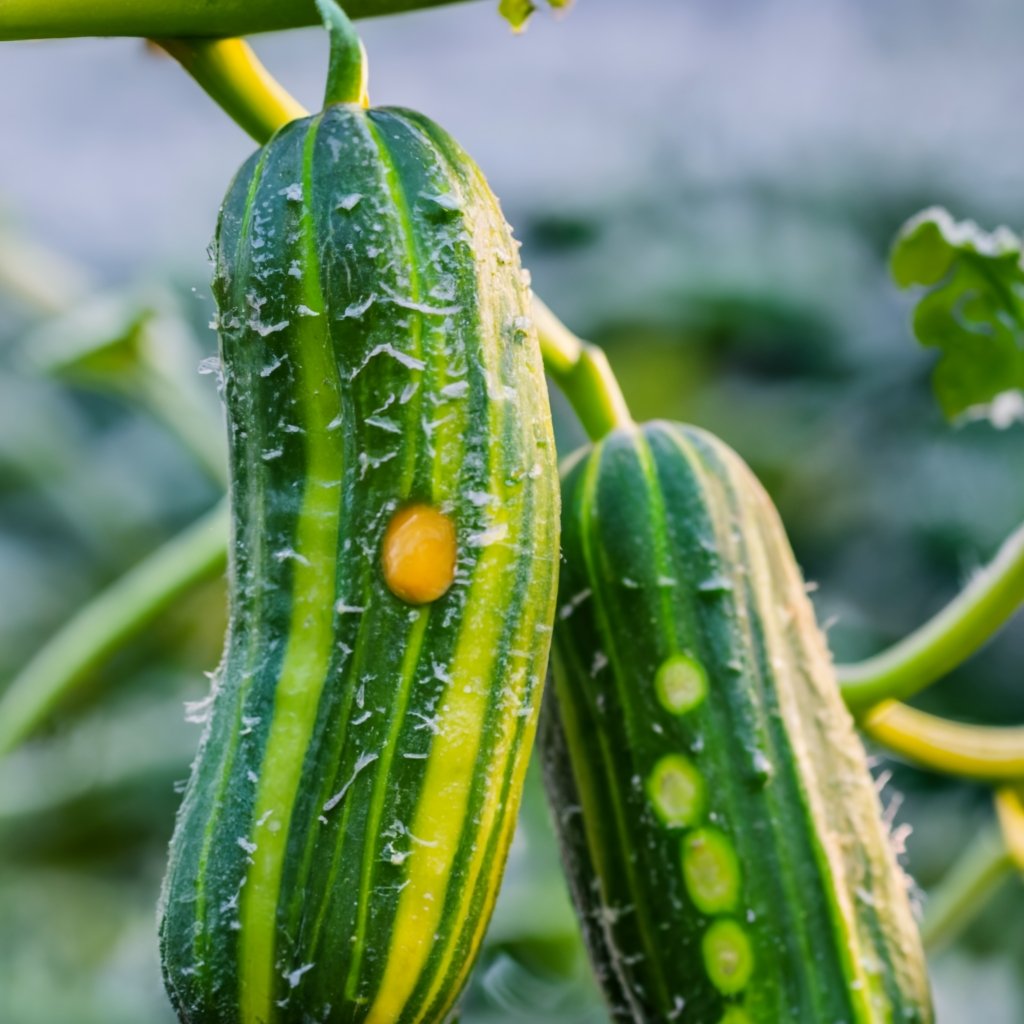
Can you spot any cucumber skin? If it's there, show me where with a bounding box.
[541,421,932,1024]
[159,105,558,1024]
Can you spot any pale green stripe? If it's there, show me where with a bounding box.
[399,151,529,1023]
[277,108,411,966]
[238,115,342,1024]
[342,608,430,999]
[363,524,515,1024]
[340,115,446,996]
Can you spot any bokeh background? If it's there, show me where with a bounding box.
[1,0,1023,1020]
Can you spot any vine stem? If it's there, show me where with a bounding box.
[0,500,228,757]
[0,0,473,41]
[839,519,1024,713]
[532,296,633,442]
[317,0,369,108]
[995,784,1024,870]
[922,787,1023,952]
[862,701,1024,781]
[154,37,307,145]
[921,822,1013,952]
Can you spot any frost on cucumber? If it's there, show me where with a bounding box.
[541,421,932,1023]
[159,103,558,1024]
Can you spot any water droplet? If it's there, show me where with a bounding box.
[749,748,774,786]
[698,574,734,595]
[422,191,462,217]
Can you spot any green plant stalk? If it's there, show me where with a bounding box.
[921,822,1013,952]
[862,701,1024,781]
[154,38,308,145]
[839,519,1024,713]
[317,0,369,107]
[0,500,228,757]
[531,295,632,441]
[0,0,475,41]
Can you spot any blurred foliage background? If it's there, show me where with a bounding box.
[1,0,1023,1020]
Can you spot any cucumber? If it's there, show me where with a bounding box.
[541,421,932,1023]
[159,94,559,1024]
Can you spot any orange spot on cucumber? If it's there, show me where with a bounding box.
[382,503,457,605]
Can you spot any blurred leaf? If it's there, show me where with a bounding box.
[0,692,195,861]
[498,0,535,30]
[890,206,1024,425]
[18,287,226,483]
[0,867,177,1024]
[0,221,90,317]
[498,0,569,31]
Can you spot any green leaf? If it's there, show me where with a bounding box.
[499,0,572,32]
[499,0,535,30]
[890,206,1024,425]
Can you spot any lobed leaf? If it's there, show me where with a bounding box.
[890,206,1024,424]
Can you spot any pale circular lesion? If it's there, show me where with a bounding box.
[655,653,709,716]
[701,918,754,996]
[681,826,742,915]
[646,753,706,828]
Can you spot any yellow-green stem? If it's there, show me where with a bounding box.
[155,37,307,144]
[862,701,1024,782]
[0,501,228,756]
[532,296,633,442]
[921,823,1013,952]
[995,785,1024,871]
[0,0,474,41]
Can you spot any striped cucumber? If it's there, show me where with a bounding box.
[159,11,559,1023]
[541,421,932,1023]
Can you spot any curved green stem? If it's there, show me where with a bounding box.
[921,822,1013,952]
[839,520,1024,714]
[317,0,369,107]
[0,501,228,757]
[532,296,633,442]
[155,37,308,144]
[862,701,1024,781]
[0,0,474,41]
